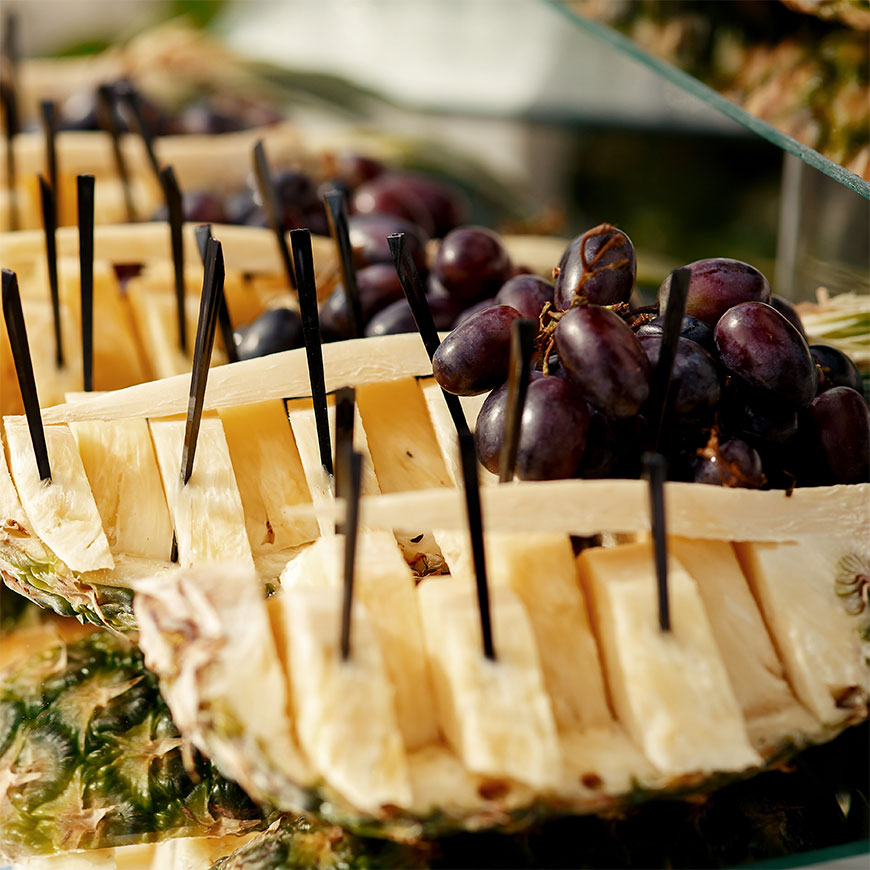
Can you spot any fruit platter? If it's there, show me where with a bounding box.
[1,12,869,870]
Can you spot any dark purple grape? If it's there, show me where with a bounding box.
[432,305,522,396]
[770,295,806,338]
[475,374,589,480]
[223,188,260,225]
[719,386,800,445]
[810,345,863,394]
[803,386,870,483]
[382,171,470,237]
[271,170,321,230]
[151,191,228,225]
[364,294,461,338]
[554,305,650,418]
[576,411,647,479]
[172,99,245,135]
[638,335,721,422]
[635,314,715,353]
[334,152,385,189]
[693,437,765,488]
[319,264,406,340]
[553,224,636,309]
[453,298,496,327]
[351,173,435,236]
[235,308,304,360]
[659,258,771,325]
[348,214,429,273]
[495,275,554,321]
[431,226,512,305]
[715,301,817,408]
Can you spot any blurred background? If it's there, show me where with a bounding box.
[7,0,869,302]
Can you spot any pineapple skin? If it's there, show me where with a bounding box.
[0,631,264,861]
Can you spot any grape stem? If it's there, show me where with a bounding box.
[696,428,768,489]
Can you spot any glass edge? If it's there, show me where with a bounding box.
[545,1,870,201]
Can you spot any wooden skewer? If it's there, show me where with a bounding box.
[499,318,536,482]
[2,269,51,482]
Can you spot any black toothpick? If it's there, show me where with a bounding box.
[499,318,536,483]
[38,175,62,368]
[338,446,363,661]
[0,11,19,232]
[2,269,51,482]
[96,84,136,222]
[291,227,333,476]
[642,452,671,633]
[648,266,691,452]
[333,385,356,534]
[323,187,363,338]
[116,81,161,183]
[252,139,296,291]
[180,236,224,485]
[39,100,59,220]
[387,232,469,438]
[458,428,496,660]
[77,174,95,392]
[194,224,237,363]
[159,165,187,354]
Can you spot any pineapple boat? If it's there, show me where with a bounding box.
[1,329,867,842]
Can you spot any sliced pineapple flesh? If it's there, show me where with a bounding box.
[577,540,762,776]
[735,538,869,726]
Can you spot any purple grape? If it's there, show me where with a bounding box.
[381,171,470,237]
[693,437,765,488]
[719,385,800,446]
[803,386,870,483]
[635,314,715,353]
[453,298,497,327]
[431,226,512,305]
[475,374,589,480]
[638,335,721,422]
[658,258,771,325]
[351,172,436,236]
[576,411,647,479]
[554,305,650,418]
[319,263,406,340]
[173,99,246,134]
[151,191,227,225]
[553,224,636,309]
[495,275,554,321]
[714,301,817,408]
[432,305,522,396]
[770,295,806,338]
[334,152,385,189]
[348,214,429,273]
[810,345,863,394]
[235,308,304,360]
[364,294,461,338]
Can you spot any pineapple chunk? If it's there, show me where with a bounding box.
[66,408,173,562]
[577,541,761,776]
[285,395,379,536]
[275,584,412,813]
[419,379,498,487]
[218,400,319,555]
[279,531,439,750]
[417,578,561,789]
[148,416,253,571]
[669,537,819,749]
[150,833,258,869]
[735,538,869,726]
[3,418,113,572]
[133,561,313,803]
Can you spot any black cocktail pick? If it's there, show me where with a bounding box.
[159,165,187,355]
[252,139,296,291]
[77,174,95,392]
[117,81,161,183]
[180,236,224,485]
[499,318,536,483]
[1,10,20,231]
[333,385,356,534]
[39,100,59,219]
[642,452,671,633]
[2,269,51,482]
[290,228,332,475]
[338,443,363,662]
[322,187,363,338]
[38,175,62,368]
[458,428,495,660]
[194,223,237,363]
[387,232,469,437]
[96,84,136,222]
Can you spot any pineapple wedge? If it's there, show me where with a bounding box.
[278,531,439,750]
[148,416,254,572]
[735,538,869,727]
[577,541,762,776]
[417,577,561,789]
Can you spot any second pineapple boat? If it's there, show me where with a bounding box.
[1,324,867,840]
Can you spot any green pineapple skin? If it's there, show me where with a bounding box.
[0,632,264,861]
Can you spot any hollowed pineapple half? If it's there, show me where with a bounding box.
[1,332,863,839]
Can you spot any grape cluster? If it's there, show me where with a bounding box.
[430,223,869,489]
